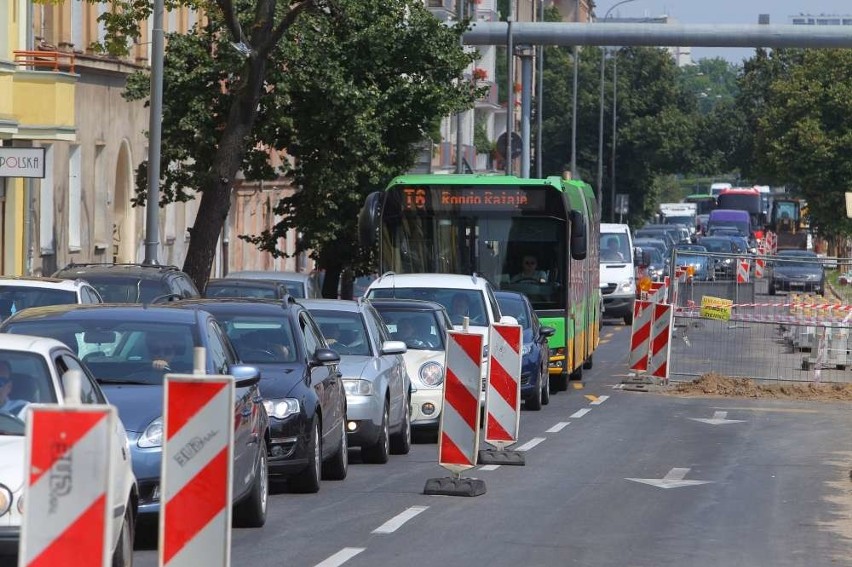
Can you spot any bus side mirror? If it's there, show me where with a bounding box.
[569,210,587,260]
[358,191,383,249]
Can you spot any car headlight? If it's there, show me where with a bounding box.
[521,343,532,356]
[16,492,23,514]
[343,379,373,396]
[419,361,444,387]
[263,398,300,419]
[0,484,11,517]
[618,277,635,293]
[138,417,163,448]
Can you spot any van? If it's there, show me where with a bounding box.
[706,209,752,239]
[599,223,635,325]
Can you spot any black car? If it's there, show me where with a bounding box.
[53,263,200,303]
[494,291,554,411]
[171,298,347,493]
[697,237,741,279]
[769,250,825,295]
[204,278,292,300]
[0,304,269,528]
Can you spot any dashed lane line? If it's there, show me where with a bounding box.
[516,437,546,452]
[371,506,430,534]
[314,547,366,567]
[546,422,571,433]
[479,464,501,471]
[590,395,610,405]
[569,408,592,419]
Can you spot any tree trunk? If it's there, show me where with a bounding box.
[183,56,269,292]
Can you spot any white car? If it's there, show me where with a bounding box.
[364,273,516,400]
[0,277,102,321]
[0,335,136,565]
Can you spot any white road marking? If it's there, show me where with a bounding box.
[590,395,609,405]
[516,437,546,452]
[372,506,429,534]
[546,422,571,433]
[314,548,366,567]
[626,467,713,489]
[569,408,592,418]
[611,384,625,389]
[690,410,746,425]
[479,464,501,471]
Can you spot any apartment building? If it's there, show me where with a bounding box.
[789,14,852,26]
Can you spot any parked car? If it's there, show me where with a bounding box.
[226,271,321,299]
[0,277,102,321]
[493,291,554,411]
[0,305,269,529]
[53,263,199,303]
[369,298,453,438]
[204,278,293,300]
[171,298,347,492]
[769,250,825,295]
[0,334,137,565]
[301,299,411,464]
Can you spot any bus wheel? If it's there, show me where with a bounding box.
[583,354,593,370]
[550,372,568,392]
[569,366,583,381]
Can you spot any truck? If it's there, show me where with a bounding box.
[658,202,698,235]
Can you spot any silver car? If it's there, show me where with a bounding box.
[301,299,411,464]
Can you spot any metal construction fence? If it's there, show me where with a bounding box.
[665,250,852,384]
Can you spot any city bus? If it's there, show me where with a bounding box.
[683,193,717,215]
[358,174,600,390]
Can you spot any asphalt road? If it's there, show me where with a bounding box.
[134,319,852,567]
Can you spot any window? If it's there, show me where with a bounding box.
[68,145,82,252]
[39,144,55,254]
[93,144,108,250]
[207,321,229,373]
[301,313,321,358]
[57,354,102,404]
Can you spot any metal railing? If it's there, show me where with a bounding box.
[13,50,76,73]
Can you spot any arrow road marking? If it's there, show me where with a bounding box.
[372,506,429,534]
[626,467,713,489]
[546,422,571,433]
[314,548,366,567]
[690,411,746,425]
[590,395,609,405]
[584,395,599,403]
[479,464,501,471]
[569,408,592,419]
[516,437,546,452]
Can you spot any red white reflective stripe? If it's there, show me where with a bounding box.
[439,331,483,472]
[160,376,234,567]
[628,300,653,372]
[737,259,750,284]
[20,406,115,567]
[484,324,522,447]
[649,303,674,381]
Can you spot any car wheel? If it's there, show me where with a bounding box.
[541,372,551,405]
[322,419,348,481]
[362,402,390,464]
[389,395,411,455]
[768,281,776,296]
[234,446,268,527]
[583,353,593,370]
[111,501,135,567]
[623,312,633,326]
[290,419,321,493]
[526,374,543,411]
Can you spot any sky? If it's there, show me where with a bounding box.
[600,1,852,63]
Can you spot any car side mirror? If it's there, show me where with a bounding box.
[381,340,407,355]
[540,326,556,338]
[310,348,340,367]
[358,191,382,249]
[229,364,261,388]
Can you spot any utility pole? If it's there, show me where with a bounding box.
[535,0,544,178]
[143,0,164,265]
[505,1,515,176]
[455,0,465,174]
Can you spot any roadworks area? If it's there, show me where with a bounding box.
[666,372,852,401]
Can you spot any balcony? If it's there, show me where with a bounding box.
[475,82,500,108]
[425,0,455,21]
[10,51,77,141]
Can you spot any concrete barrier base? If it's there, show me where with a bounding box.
[423,477,487,497]
[478,448,525,466]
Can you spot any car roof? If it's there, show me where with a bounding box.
[0,333,68,352]
[54,263,183,280]
[226,271,313,283]
[206,278,282,289]
[777,249,817,257]
[299,298,362,312]
[0,277,91,290]
[170,298,300,314]
[367,298,447,312]
[494,290,531,303]
[2,303,203,324]
[367,273,492,291]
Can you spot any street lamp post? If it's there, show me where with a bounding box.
[596,0,636,221]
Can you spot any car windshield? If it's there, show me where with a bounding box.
[0,287,77,320]
[2,320,199,384]
[216,315,297,362]
[81,276,168,303]
[600,233,631,263]
[777,255,821,269]
[367,288,488,327]
[699,239,733,253]
[495,296,530,329]
[374,309,444,350]
[205,284,279,299]
[0,350,56,435]
[309,310,372,356]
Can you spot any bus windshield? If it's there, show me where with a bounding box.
[379,184,567,310]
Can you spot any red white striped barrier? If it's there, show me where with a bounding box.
[484,324,522,448]
[648,281,667,304]
[754,247,766,279]
[737,258,750,284]
[649,303,674,381]
[20,405,116,567]
[439,331,484,472]
[628,300,653,372]
[160,375,235,567]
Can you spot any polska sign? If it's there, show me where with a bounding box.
[0,147,46,178]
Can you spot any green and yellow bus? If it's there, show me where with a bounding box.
[358,174,600,390]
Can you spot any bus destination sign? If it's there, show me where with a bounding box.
[400,186,547,212]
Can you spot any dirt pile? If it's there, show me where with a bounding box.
[668,372,852,400]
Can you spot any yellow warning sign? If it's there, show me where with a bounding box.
[700,296,733,321]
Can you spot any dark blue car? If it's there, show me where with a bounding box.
[0,304,270,529]
[494,291,554,411]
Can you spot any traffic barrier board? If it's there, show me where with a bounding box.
[737,258,750,284]
[628,300,653,372]
[160,375,235,567]
[484,324,522,449]
[437,331,483,472]
[649,303,674,381]
[755,246,766,279]
[19,405,116,567]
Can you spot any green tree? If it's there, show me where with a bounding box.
[678,57,740,115]
[96,0,474,293]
